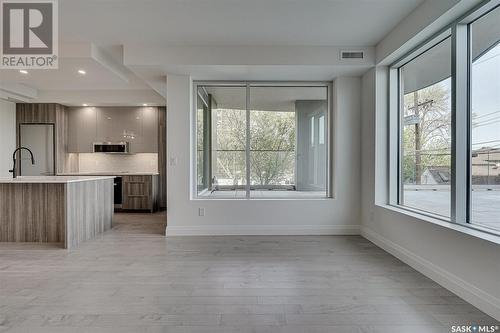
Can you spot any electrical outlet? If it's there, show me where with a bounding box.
[198,208,205,217]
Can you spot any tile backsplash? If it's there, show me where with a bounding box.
[77,153,158,173]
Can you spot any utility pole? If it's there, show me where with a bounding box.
[414,91,421,185]
[404,91,434,185]
[405,93,433,185]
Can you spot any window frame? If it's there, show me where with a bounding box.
[196,87,212,193]
[191,81,334,200]
[396,35,453,219]
[389,0,500,236]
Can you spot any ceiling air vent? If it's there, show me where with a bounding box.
[340,50,364,60]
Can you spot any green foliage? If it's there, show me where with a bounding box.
[214,109,247,185]
[250,111,295,185]
[211,109,296,186]
[402,80,451,184]
[216,109,246,150]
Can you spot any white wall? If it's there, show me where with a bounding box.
[361,68,500,320]
[166,74,362,236]
[0,100,16,177]
[360,70,376,227]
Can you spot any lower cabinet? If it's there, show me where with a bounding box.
[122,175,159,212]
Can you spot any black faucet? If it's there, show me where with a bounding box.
[9,147,35,178]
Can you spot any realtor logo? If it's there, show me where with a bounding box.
[1,0,58,69]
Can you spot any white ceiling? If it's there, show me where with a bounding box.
[0,0,425,106]
[0,44,166,106]
[0,58,149,91]
[60,0,424,47]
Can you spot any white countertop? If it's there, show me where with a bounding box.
[0,176,115,184]
[57,172,160,176]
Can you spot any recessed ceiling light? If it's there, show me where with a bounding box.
[82,103,88,107]
[142,103,148,106]
[78,69,86,75]
[19,70,28,74]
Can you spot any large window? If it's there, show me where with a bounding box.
[470,5,500,231]
[399,38,452,217]
[194,83,330,199]
[392,3,500,234]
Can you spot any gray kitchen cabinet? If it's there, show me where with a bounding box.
[67,106,159,153]
[131,107,158,153]
[96,108,116,142]
[121,108,143,148]
[144,107,159,152]
[96,108,118,142]
[67,107,97,153]
[96,108,143,145]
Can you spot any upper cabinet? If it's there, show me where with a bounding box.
[95,108,117,142]
[67,107,159,153]
[134,107,158,153]
[67,107,97,153]
[96,108,142,145]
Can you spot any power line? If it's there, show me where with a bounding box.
[472,109,500,120]
[472,139,500,146]
[473,114,500,125]
[473,118,500,128]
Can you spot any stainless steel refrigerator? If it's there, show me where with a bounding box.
[19,124,55,176]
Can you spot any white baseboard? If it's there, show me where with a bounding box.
[166,224,360,236]
[361,226,500,321]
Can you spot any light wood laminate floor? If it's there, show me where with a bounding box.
[0,212,497,332]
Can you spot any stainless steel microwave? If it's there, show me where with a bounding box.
[93,142,130,154]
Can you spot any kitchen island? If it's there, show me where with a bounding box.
[0,176,114,249]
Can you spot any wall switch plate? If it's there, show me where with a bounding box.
[198,208,205,217]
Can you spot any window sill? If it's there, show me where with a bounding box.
[191,197,335,202]
[375,204,500,245]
